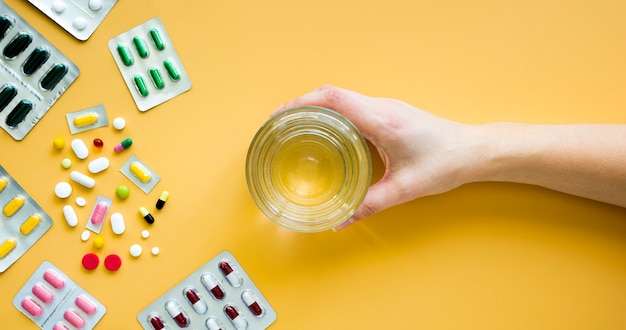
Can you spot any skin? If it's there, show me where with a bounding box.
[274,85,626,230]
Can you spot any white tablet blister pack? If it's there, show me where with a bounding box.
[0,165,53,273]
[108,17,191,112]
[137,251,277,330]
[0,1,80,140]
[27,0,118,41]
[13,261,107,329]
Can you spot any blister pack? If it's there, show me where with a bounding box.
[13,260,107,329]
[0,165,53,273]
[65,104,108,134]
[0,1,80,140]
[27,0,118,41]
[137,251,277,330]
[108,17,191,111]
[120,154,161,194]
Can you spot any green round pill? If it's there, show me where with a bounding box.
[116,185,130,199]
[61,158,72,169]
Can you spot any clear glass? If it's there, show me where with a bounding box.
[246,106,372,232]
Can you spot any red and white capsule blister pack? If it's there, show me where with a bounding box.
[137,251,276,330]
[13,261,107,329]
[0,166,53,273]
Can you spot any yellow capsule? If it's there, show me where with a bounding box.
[0,239,16,259]
[73,112,98,127]
[3,196,25,217]
[20,214,41,235]
[0,178,7,192]
[129,162,151,183]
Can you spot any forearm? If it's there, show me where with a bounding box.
[472,123,626,208]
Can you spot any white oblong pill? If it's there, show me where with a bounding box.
[110,212,125,235]
[70,171,95,188]
[63,205,78,227]
[54,181,72,199]
[70,139,89,159]
[81,230,91,241]
[88,157,110,174]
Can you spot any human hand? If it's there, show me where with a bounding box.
[274,85,487,229]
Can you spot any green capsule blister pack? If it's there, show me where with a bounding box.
[108,17,191,112]
[0,1,80,140]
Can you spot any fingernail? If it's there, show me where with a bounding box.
[271,104,285,116]
[332,217,356,232]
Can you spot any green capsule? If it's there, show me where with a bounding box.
[120,138,132,148]
[133,75,149,97]
[40,63,68,91]
[0,15,14,41]
[149,28,165,50]
[163,60,180,81]
[149,68,165,89]
[4,32,32,59]
[6,99,33,128]
[22,47,50,75]
[117,44,134,66]
[0,85,17,113]
[133,36,149,59]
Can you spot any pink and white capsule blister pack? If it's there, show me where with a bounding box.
[0,165,53,273]
[13,261,107,329]
[27,0,118,41]
[137,251,276,330]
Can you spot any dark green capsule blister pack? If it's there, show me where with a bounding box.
[0,1,79,140]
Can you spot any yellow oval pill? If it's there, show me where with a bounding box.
[73,112,98,127]
[0,239,17,259]
[20,214,42,235]
[129,162,151,183]
[3,196,25,217]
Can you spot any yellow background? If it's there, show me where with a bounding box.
[2,0,626,329]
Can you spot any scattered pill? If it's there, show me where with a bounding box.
[61,158,72,169]
[242,290,264,316]
[63,205,78,227]
[54,181,72,199]
[141,229,150,239]
[90,202,108,225]
[73,112,98,127]
[20,215,42,235]
[76,197,86,207]
[151,246,160,256]
[224,304,247,329]
[0,239,17,258]
[184,287,208,314]
[70,171,95,189]
[113,138,132,152]
[70,138,89,159]
[104,254,122,271]
[21,297,43,317]
[129,244,142,257]
[139,207,154,224]
[201,272,225,300]
[115,184,130,199]
[43,269,65,289]
[165,300,189,328]
[32,283,54,304]
[110,213,125,235]
[219,260,243,287]
[93,235,104,249]
[3,196,25,216]
[75,295,97,315]
[113,117,126,130]
[82,253,99,270]
[53,137,65,150]
[93,138,104,148]
[130,161,151,182]
[156,190,169,209]
[80,230,90,241]
[64,309,86,328]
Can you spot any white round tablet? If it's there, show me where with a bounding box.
[141,230,150,239]
[129,244,142,257]
[51,0,65,14]
[113,117,126,130]
[81,230,91,242]
[151,247,160,255]
[54,182,72,199]
[73,17,87,31]
[88,0,103,11]
[75,197,86,207]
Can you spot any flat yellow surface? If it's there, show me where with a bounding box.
[2,0,626,329]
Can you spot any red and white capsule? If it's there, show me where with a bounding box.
[148,313,167,330]
[218,260,243,287]
[165,300,189,328]
[183,287,208,314]
[201,272,225,300]
[224,304,248,330]
[205,317,225,330]
[241,290,264,316]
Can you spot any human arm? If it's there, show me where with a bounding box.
[274,85,626,229]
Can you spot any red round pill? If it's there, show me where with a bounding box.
[104,254,122,271]
[93,138,103,148]
[82,253,99,270]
